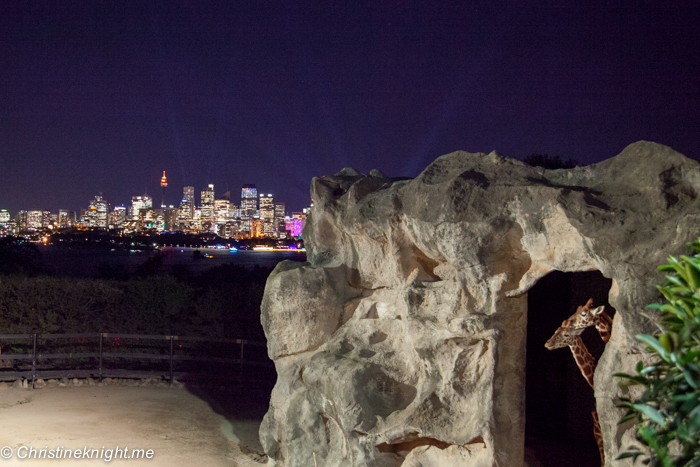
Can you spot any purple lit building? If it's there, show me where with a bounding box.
[286,218,303,237]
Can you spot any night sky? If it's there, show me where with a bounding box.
[1,1,699,214]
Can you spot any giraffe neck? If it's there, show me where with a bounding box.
[592,410,605,466]
[568,335,596,389]
[595,312,613,344]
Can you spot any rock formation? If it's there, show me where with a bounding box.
[260,141,700,466]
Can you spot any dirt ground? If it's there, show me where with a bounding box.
[0,382,270,467]
[0,381,600,467]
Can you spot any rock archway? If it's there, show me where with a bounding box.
[260,142,700,467]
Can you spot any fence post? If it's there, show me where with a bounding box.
[169,336,174,387]
[98,333,103,383]
[32,334,37,388]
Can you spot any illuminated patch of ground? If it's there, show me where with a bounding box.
[0,385,265,466]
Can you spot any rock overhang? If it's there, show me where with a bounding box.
[260,141,700,466]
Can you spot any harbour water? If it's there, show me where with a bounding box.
[35,246,307,278]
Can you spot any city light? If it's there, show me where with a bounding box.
[1,180,311,242]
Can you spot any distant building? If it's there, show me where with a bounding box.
[78,209,90,228]
[240,184,257,236]
[0,209,10,227]
[0,209,11,236]
[27,210,42,230]
[274,202,286,236]
[58,210,76,229]
[42,210,52,229]
[88,195,108,228]
[137,208,158,230]
[0,218,16,236]
[214,197,232,238]
[163,207,178,232]
[286,218,303,237]
[177,198,192,231]
[187,206,203,234]
[200,184,215,223]
[183,186,194,219]
[286,212,305,238]
[160,171,168,208]
[130,194,152,221]
[16,211,28,231]
[251,217,264,238]
[259,194,274,237]
[154,209,165,232]
[110,206,126,230]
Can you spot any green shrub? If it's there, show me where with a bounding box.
[0,264,271,340]
[615,238,700,466]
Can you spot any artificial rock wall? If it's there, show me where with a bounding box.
[259,141,700,467]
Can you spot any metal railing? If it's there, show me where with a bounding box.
[0,333,273,386]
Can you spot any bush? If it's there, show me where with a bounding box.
[615,238,700,466]
[522,153,577,170]
[0,264,271,340]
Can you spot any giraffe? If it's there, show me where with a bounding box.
[558,298,613,343]
[555,298,612,466]
[544,300,612,467]
[544,323,597,389]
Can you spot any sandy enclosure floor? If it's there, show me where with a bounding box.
[0,384,268,467]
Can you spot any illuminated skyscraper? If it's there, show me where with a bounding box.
[163,207,178,232]
[240,184,257,236]
[160,171,168,208]
[177,199,192,231]
[27,210,42,230]
[0,209,10,226]
[251,217,264,238]
[17,211,28,231]
[57,210,75,229]
[259,194,274,237]
[110,206,126,230]
[137,207,157,230]
[286,216,304,238]
[155,211,165,232]
[88,195,108,228]
[0,210,11,236]
[214,196,232,238]
[274,202,286,236]
[200,184,215,223]
[131,194,152,220]
[190,206,203,233]
[42,210,52,228]
[78,209,90,228]
[183,186,195,220]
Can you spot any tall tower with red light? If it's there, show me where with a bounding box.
[160,171,168,208]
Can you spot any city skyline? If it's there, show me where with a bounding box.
[0,176,295,219]
[1,178,307,240]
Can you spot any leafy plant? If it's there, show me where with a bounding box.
[615,238,700,466]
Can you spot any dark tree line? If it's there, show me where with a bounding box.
[523,153,578,170]
[0,244,273,343]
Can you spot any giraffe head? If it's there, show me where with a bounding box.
[562,298,612,343]
[544,321,578,350]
